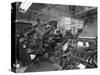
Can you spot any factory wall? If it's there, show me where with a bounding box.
[79,18,97,37]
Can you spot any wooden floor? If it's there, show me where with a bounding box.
[25,61,62,72]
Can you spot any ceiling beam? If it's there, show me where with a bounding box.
[74,7,97,18]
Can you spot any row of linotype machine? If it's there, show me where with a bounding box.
[13,3,97,72]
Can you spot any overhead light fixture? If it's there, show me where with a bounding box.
[19,1,32,13]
